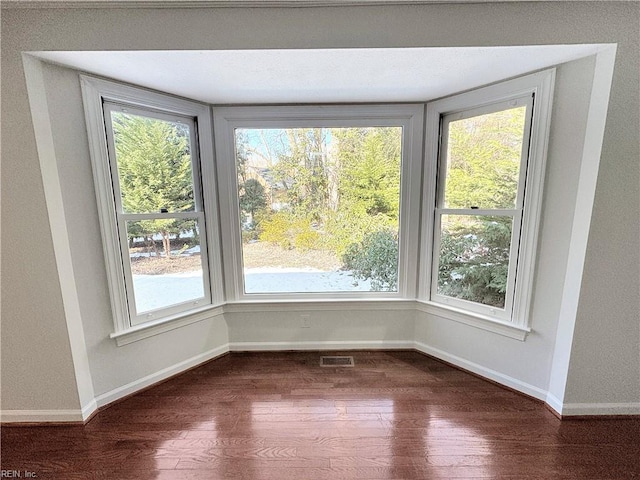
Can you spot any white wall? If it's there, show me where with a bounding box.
[2,2,638,419]
[227,307,415,350]
[1,41,85,419]
[38,62,230,401]
[562,28,640,412]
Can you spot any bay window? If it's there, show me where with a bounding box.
[82,69,553,341]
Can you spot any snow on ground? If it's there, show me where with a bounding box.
[132,271,205,313]
[133,267,372,313]
[243,267,371,293]
[130,245,201,258]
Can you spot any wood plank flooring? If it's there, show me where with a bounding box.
[2,350,639,479]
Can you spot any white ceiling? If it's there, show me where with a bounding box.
[32,45,605,104]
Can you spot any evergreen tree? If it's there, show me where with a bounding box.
[112,112,194,257]
[437,107,526,306]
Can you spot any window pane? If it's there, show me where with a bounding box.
[111,111,195,214]
[235,127,402,293]
[437,215,513,309]
[443,106,526,209]
[127,218,205,314]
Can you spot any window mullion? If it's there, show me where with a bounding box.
[429,212,443,303]
[503,210,524,317]
[515,96,535,209]
[103,104,126,215]
[437,208,519,216]
[120,212,202,221]
[115,213,136,320]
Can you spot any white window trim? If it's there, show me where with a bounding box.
[431,95,534,322]
[213,104,424,302]
[80,71,554,346]
[102,103,213,325]
[414,300,530,341]
[80,75,225,338]
[418,68,556,330]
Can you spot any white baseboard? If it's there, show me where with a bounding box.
[1,400,98,423]
[414,340,548,401]
[228,340,415,351]
[0,409,86,423]
[94,343,229,408]
[546,393,640,416]
[414,346,640,417]
[559,402,640,416]
[1,345,230,423]
[6,341,638,423]
[81,398,98,421]
[545,392,564,415]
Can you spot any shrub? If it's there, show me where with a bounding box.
[259,211,321,251]
[242,230,258,244]
[323,209,395,257]
[342,229,398,291]
[437,217,511,308]
[295,229,321,251]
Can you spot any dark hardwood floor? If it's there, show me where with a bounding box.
[2,350,639,479]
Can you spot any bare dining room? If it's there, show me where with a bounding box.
[1,1,639,479]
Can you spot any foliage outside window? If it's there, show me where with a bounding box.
[104,104,211,324]
[432,99,532,319]
[234,126,403,294]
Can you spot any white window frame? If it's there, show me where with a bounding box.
[103,103,213,325]
[213,105,424,302]
[81,76,224,341]
[81,71,553,343]
[418,69,555,333]
[431,96,534,321]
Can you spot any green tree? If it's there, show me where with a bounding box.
[437,106,526,306]
[239,178,267,223]
[270,128,330,222]
[324,127,402,256]
[236,130,269,242]
[437,217,512,308]
[336,127,401,218]
[112,112,193,257]
[445,107,525,209]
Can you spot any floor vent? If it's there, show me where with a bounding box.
[320,356,354,367]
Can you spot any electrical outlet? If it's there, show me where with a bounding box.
[300,314,311,328]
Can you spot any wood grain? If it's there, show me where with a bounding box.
[2,350,639,479]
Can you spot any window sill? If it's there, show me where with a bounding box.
[414,300,530,341]
[110,304,225,346]
[223,298,417,313]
